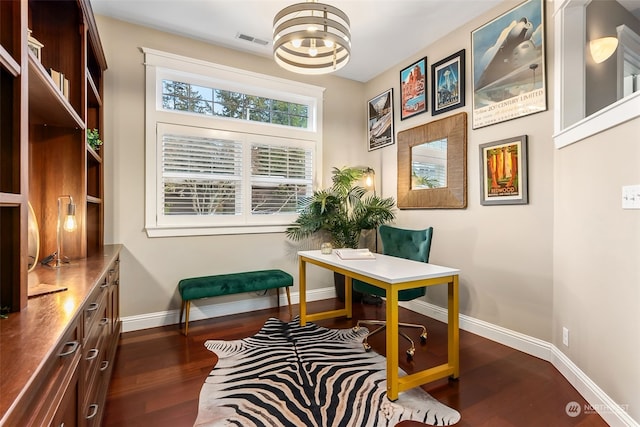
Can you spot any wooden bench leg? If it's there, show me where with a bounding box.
[184,300,191,336]
[285,287,292,321]
[180,300,185,330]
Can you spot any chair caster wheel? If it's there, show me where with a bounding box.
[363,342,372,352]
[420,333,427,343]
[406,348,415,359]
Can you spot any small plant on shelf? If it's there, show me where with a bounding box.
[87,128,103,151]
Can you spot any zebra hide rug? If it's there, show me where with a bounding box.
[194,317,460,426]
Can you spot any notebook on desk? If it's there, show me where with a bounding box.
[334,248,376,260]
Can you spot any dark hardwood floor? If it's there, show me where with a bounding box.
[104,299,608,426]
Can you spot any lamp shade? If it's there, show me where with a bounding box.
[273,2,351,74]
[589,37,618,64]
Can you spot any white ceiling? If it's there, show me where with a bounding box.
[89,0,506,82]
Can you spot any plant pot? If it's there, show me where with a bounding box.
[334,272,364,303]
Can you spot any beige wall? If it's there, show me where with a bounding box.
[554,118,640,419]
[96,16,365,315]
[364,2,555,341]
[97,1,639,421]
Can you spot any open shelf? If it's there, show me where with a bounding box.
[0,45,20,77]
[0,205,22,312]
[28,53,84,128]
[86,199,102,256]
[1,67,21,195]
[87,70,102,107]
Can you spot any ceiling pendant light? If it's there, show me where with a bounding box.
[273,1,351,75]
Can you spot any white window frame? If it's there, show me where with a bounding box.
[142,48,324,237]
[553,0,640,149]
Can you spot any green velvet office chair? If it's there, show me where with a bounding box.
[353,224,433,359]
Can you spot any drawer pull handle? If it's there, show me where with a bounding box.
[100,317,109,326]
[100,360,110,372]
[86,404,99,420]
[87,303,99,312]
[86,348,99,361]
[59,341,80,358]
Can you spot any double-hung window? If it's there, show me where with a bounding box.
[142,48,324,237]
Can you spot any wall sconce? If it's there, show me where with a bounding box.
[55,195,77,267]
[361,167,376,193]
[590,37,618,64]
[358,166,377,251]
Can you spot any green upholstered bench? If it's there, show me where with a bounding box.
[178,269,293,335]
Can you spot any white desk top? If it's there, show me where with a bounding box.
[298,250,460,284]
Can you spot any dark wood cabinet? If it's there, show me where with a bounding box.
[1,1,116,425]
[0,245,121,426]
[0,0,28,313]
[1,0,107,314]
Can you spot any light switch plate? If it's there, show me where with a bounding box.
[622,185,640,209]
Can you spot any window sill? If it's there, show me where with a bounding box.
[553,90,640,149]
[145,224,289,238]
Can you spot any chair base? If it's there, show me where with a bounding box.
[353,320,427,360]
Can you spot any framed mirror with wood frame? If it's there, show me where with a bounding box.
[397,112,467,209]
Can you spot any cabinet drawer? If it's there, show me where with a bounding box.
[5,319,82,426]
[83,357,110,427]
[107,257,120,335]
[82,297,109,388]
[84,277,109,333]
[50,365,80,427]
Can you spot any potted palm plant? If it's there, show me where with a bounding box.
[286,166,396,301]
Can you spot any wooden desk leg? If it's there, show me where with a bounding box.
[344,275,353,319]
[386,286,400,401]
[448,274,460,379]
[299,258,307,326]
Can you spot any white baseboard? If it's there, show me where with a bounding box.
[401,299,552,360]
[121,286,335,333]
[550,347,638,427]
[404,299,638,427]
[122,290,637,426]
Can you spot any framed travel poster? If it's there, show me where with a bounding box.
[367,88,394,151]
[399,57,427,120]
[479,135,528,205]
[471,0,546,129]
[431,49,465,116]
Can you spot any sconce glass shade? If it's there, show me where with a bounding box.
[273,2,351,74]
[63,201,77,232]
[362,168,375,191]
[590,37,618,64]
[55,195,77,267]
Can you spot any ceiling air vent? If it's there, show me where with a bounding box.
[236,33,269,46]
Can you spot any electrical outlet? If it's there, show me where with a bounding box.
[622,185,640,209]
[562,327,569,347]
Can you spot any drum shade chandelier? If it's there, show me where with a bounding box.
[273,1,351,74]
